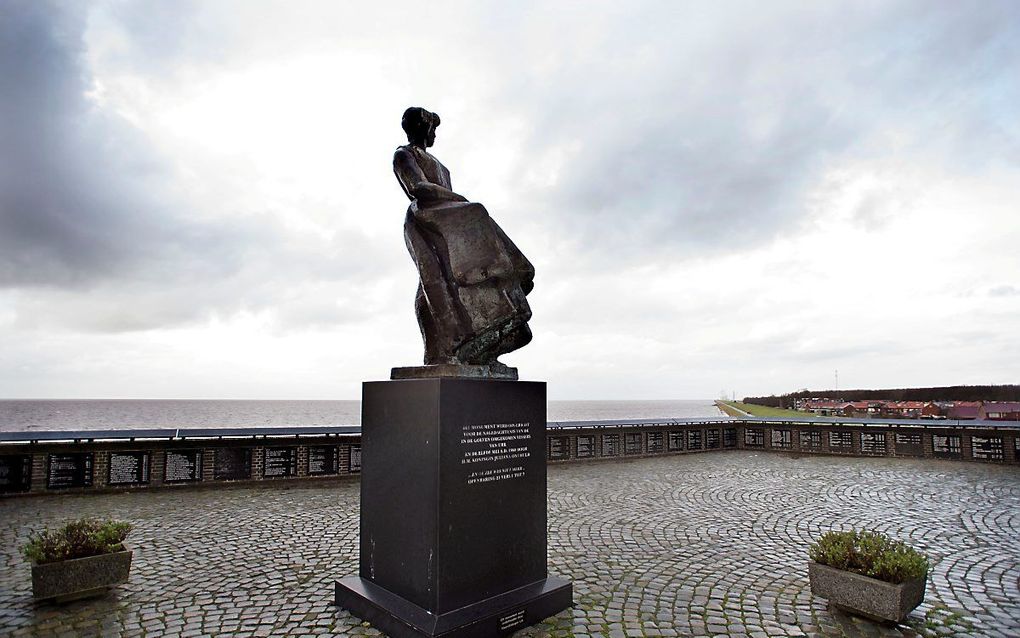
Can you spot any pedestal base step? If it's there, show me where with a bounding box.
[335,576,572,638]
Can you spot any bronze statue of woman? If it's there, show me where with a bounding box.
[393,107,535,376]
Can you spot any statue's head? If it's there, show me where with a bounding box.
[402,106,440,148]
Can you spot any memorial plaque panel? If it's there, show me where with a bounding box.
[576,435,595,459]
[894,433,923,456]
[164,449,203,483]
[771,429,792,449]
[706,429,720,449]
[647,431,664,453]
[932,434,962,459]
[603,433,620,456]
[213,448,252,481]
[308,445,339,475]
[108,451,151,485]
[860,432,887,456]
[829,431,853,450]
[548,436,570,460]
[0,454,32,494]
[349,445,362,473]
[624,433,642,455]
[800,431,822,450]
[723,428,737,448]
[264,447,298,478]
[744,428,764,447]
[46,453,93,489]
[971,436,1004,461]
[687,430,702,450]
[668,431,684,451]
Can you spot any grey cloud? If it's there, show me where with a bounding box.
[9,228,388,334]
[785,342,902,364]
[3,0,1018,338]
[0,2,118,286]
[12,261,387,334]
[988,285,1019,298]
[0,2,390,332]
[0,2,229,289]
[545,101,843,257]
[715,328,906,364]
[470,1,1020,261]
[93,0,230,77]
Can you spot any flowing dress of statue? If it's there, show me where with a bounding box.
[393,107,534,375]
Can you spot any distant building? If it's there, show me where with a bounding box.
[978,402,1020,421]
[947,402,981,420]
[887,401,926,419]
[848,401,871,418]
[793,397,1017,421]
[798,399,853,417]
[921,402,942,418]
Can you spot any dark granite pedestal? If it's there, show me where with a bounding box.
[335,378,572,637]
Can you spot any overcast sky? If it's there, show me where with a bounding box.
[1,1,1018,400]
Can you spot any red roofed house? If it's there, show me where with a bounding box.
[921,402,942,418]
[892,401,926,419]
[800,399,852,417]
[849,401,871,418]
[948,402,981,420]
[978,402,1020,421]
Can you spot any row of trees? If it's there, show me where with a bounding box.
[743,385,1020,408]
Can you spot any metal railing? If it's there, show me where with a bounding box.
[0,425,361,444]
[1,416,1015,445]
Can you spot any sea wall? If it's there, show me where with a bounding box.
[1,419,1016,497]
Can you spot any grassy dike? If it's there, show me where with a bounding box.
[717,400,810,419]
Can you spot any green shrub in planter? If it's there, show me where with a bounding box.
[22,518,132,564]
[808,529,930,623]
[808,530,929,584]
[23,518,134,602]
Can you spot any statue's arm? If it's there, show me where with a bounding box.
[393,148,467,204]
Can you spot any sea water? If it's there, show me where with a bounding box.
[0,399,724,432]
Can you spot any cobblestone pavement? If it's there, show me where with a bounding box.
[1,452,1018,637]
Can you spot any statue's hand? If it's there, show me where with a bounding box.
[411,183,468,204]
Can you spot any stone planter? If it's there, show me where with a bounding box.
[31,546,132,602]
[808,560,925,623]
